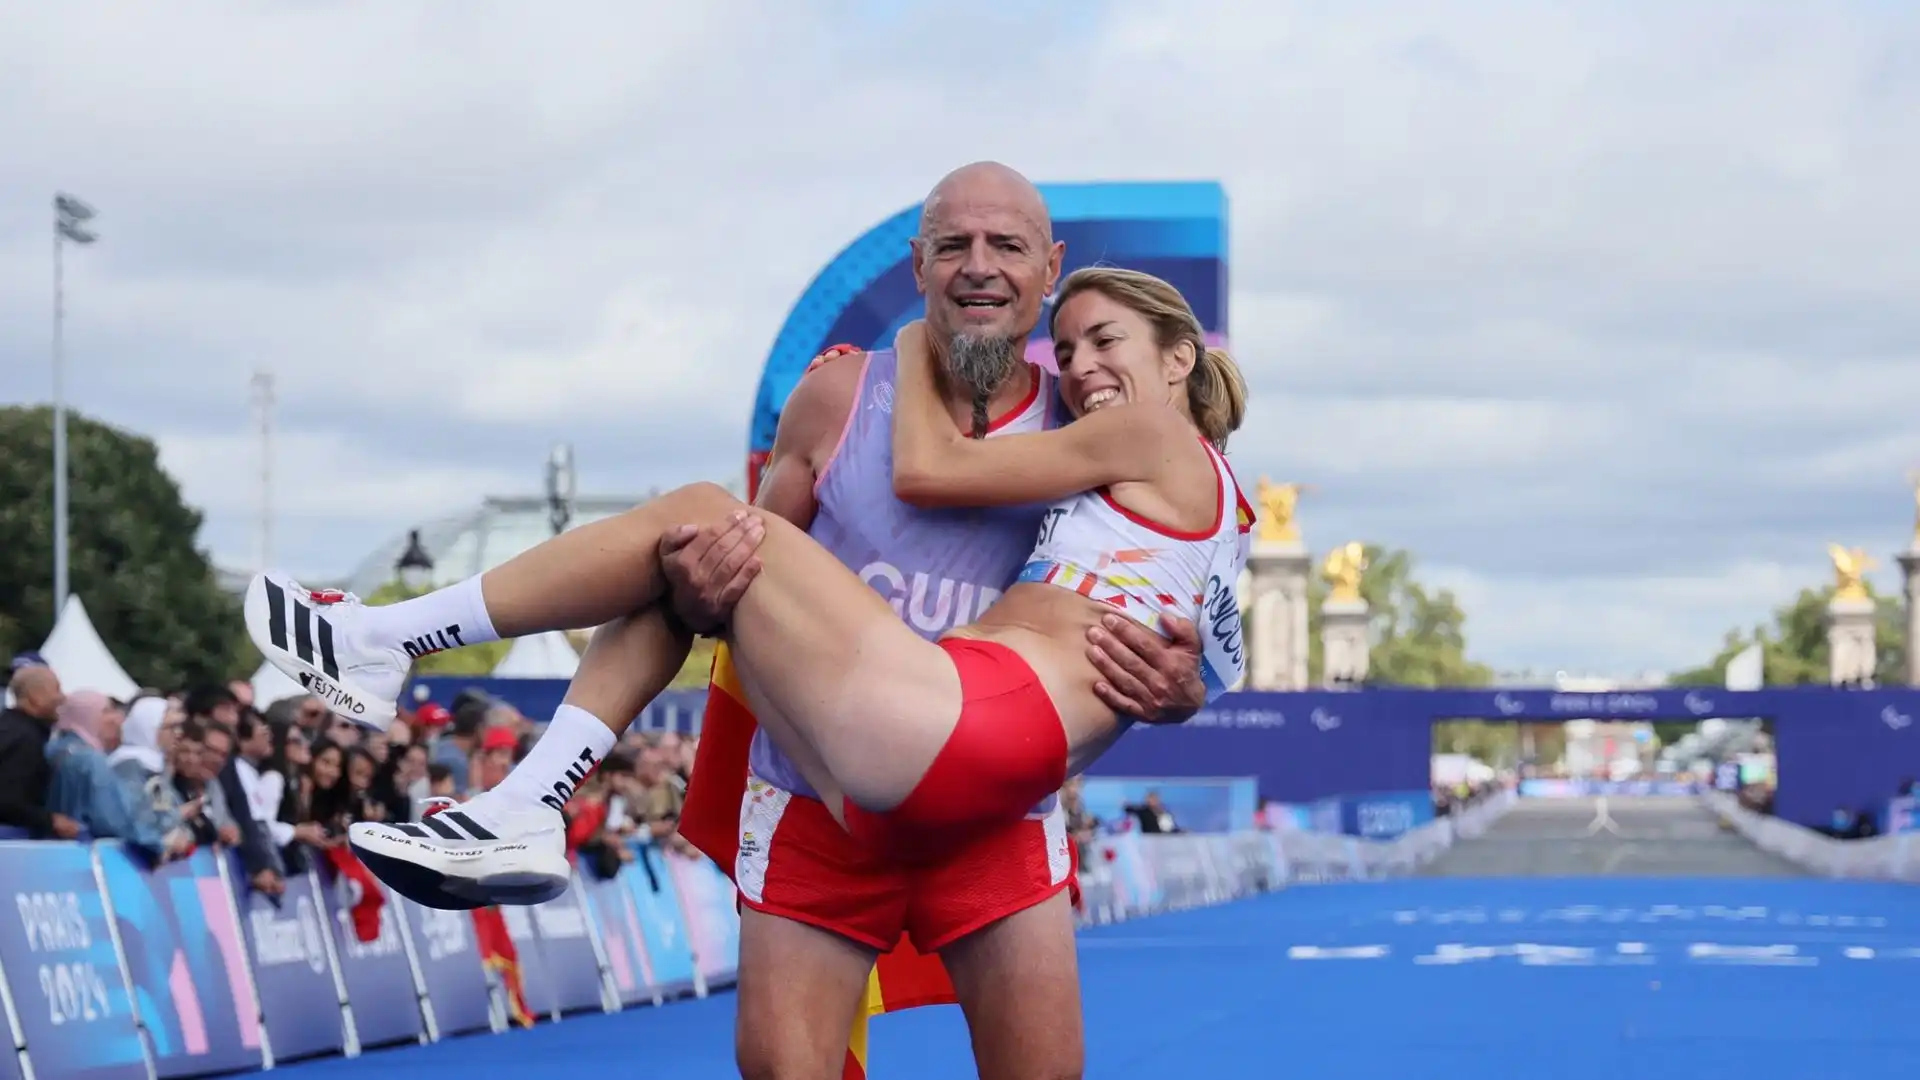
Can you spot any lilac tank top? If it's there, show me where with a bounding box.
[748,348,1064,807]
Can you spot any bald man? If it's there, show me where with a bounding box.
[0,666,82,839]
[654,162,1209,1079]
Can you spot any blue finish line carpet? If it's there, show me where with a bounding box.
[283,877,1920,1078]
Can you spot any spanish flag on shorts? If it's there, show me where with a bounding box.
[681,643,959,1080]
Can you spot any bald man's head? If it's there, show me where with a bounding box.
[918,162,1053,243]
[8,666,64,721]
[909,162,1065,428]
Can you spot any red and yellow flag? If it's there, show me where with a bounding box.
[683,643,960,1080]
[470,907,534,1028]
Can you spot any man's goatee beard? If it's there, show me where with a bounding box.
[945,333,1022,438]
[946,333,1021,394]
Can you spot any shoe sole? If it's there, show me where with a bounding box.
[245,575,397,730]
[349,830,572,911]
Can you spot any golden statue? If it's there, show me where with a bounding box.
[1321,541,1368,603]
[1828,543,1875,602]
[1255,478,1305,544]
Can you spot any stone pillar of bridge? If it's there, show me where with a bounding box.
[1244,541,1312,690]
[1321,597,1372,689]
[1825,594,1878,687]
[1900,548,1920,686]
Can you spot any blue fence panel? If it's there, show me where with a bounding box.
[397,900,494,1038]
[94,845,264,1078]
[576,868,656,1007]
[320,874,424,1049]
[230,860,345,1061]
[525,887,606,1015]
[623,843,698,997]
[0,843,147,1080]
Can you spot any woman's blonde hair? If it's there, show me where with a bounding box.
[1048,267,1247,448]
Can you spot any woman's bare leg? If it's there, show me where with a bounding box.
[347,481,961,813]
[353,485,758,657]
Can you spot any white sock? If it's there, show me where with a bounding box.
[491,704,618,814]
[356,575,500,658]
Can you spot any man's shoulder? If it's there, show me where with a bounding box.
[782,350,867,438]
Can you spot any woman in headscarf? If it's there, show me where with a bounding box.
[45,692,183,858]
[109,696,171,787]
[102,695,194,860]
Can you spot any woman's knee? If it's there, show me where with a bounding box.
[667,480,742,519]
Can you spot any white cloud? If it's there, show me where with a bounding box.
[3,0,1919,673]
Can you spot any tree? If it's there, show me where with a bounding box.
[1307,544,1495,687]
[0,406,250,688]
[1669,584,1907,687]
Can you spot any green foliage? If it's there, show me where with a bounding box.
[673,637,719,689]
[0,406,252,688]
[1430,720,1567,770]
[1668,584,1907,687]
[1307,544,1494,687]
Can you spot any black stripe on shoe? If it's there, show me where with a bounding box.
[420,814,465,841]
[440,811,496,841]
[393,823,430,838]
[316,615,340,679]
[293,601,315,664]
[265,580,290,651]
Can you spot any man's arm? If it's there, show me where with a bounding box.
[659,351,862,633]
[1086,612,1208,724]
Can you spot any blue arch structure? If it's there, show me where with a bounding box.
[1085,686,1920,829]
[746,181,1228,489]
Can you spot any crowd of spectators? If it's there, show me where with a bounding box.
[0,659,700,892]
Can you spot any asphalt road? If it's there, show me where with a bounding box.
[1421,796,1807,878]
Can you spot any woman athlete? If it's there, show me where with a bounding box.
[246,267,1252,904]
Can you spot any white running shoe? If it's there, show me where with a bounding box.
[349,797,571,910]
[245,572,408,730]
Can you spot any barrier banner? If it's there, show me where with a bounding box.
[1136,833,1210,909]
[576,869,655,1006]
[0,1043,18,1080]
[320,872,422,1049]
[497,906,558,1022]
[231,862,344,1061]
[622,844,696,996]
[664,851,739,982]
[397,901,493,1037]
[527,889,606,1014]
[1096,833,1159,914]
[1343,790,1435,839]
[94,845,262,1078]
[0,844,146,1080]
[1885,794,1920,834]
[1519,779,1701,798]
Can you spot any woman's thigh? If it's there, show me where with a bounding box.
[725,510,962,812]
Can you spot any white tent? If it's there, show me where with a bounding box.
[491,631,581,679]
[39,595,141,701]
[251,660,310,707]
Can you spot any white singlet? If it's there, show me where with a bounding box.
[1014,437,1254,700]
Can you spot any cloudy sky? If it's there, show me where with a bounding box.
[3,1,1918,677]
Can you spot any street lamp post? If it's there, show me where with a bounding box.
[395,530,435,594]
[52,193,98,619]
[545,443,576,537]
